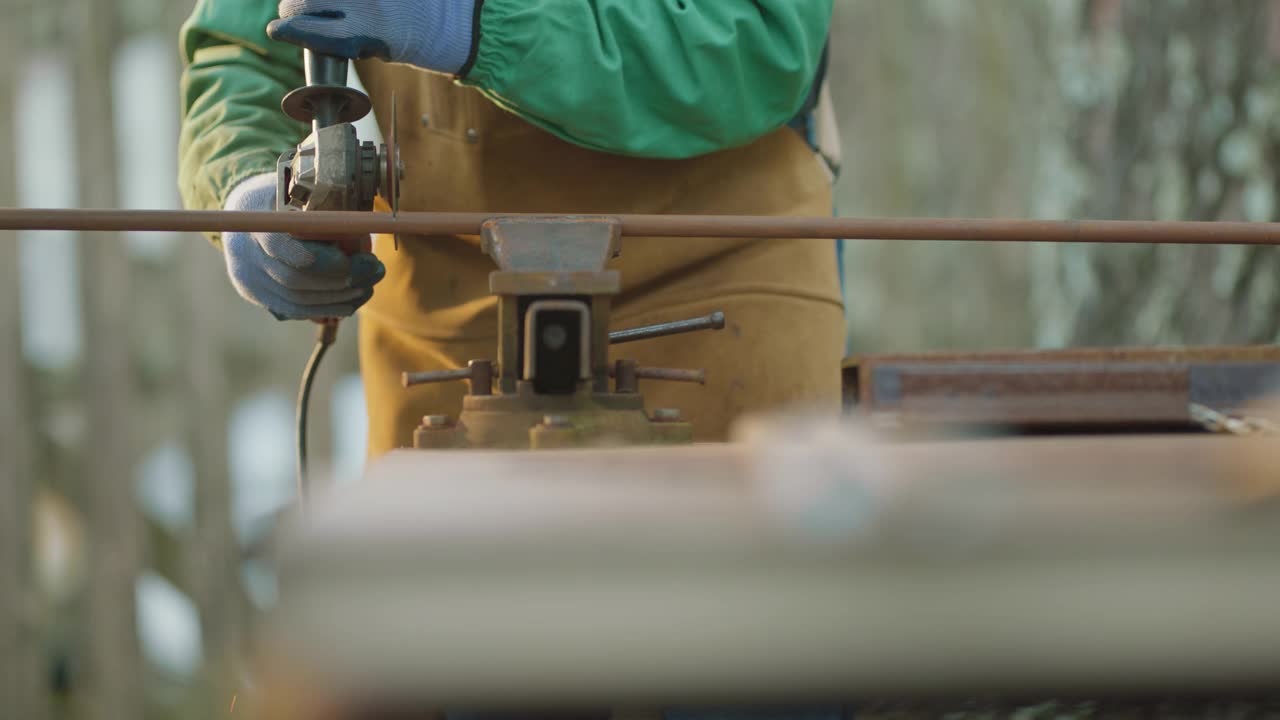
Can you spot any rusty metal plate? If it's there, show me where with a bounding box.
[844,346,1280,427]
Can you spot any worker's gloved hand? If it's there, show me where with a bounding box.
[268,0,477,75]
[221,173,385,321]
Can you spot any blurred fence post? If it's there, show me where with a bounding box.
[71,0,144,715]
[181,237,245,707]
[157,0,250,701]
[827,1,1053,351]
[1,12,47,719]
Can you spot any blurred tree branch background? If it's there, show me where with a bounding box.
[1033,0,1280,346]
[3,0,1280,717]
[832,0,1280,351]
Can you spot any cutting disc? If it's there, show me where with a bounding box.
[385,93,402,249]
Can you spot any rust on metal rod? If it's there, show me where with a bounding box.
[5,208,1280,245]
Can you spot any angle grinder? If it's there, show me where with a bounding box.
[278,50,401,499]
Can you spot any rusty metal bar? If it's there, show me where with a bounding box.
[845,346,1280,428]
[6,208,1280,245]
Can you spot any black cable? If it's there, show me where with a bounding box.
[296,320,339,502]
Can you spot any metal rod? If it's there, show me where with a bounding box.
[609,312,726,345]
[5,208,1280,245]
[402,367,474,388]
[607,365,707,385]
[637,367,706,385]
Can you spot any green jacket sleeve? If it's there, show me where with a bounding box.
[178,0,307,224]
[462,0,833,159]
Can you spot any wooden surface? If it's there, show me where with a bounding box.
[268,431,1280,703]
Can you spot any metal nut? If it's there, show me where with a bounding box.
[651,408,683,423]
[423,414,452,428]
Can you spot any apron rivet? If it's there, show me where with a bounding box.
[419,113,430,127]
[466,128,480,143]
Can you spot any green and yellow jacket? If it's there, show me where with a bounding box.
[178,0,835,217]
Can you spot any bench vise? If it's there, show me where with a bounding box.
[402,217,725,449]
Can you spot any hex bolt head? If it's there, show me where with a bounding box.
[652,408,683,423]
[542,414,572,428]
[423,414,452,428]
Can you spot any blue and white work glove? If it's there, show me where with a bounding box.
[267,0,477,75]
[221,173,385,321]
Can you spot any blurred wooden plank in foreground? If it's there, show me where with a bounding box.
[263,428,1280,710]
[181,236,244,708]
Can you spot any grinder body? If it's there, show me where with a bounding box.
[276,51,399,215]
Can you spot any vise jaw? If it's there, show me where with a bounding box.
[402,216,725,450]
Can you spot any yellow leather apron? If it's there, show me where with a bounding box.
[354,64,846,456]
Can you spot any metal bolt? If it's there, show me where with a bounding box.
[468,359,494,397]
[404,367,473,387]
[542,323,568,350]
[614,359,639,394]
[652,408,683,423]
[542,414,572,428]
[465,128,480,143]
[420,113,431,127]
[423,414,451,428]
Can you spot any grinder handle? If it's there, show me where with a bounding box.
[302,50,349,129]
